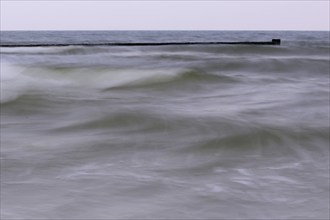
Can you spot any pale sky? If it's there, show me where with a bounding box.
[1,0,329,31]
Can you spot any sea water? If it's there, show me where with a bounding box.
[1,31,329,219]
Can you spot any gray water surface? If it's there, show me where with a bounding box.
[1,31,329,219]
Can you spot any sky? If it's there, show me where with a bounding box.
[1,0,329,31]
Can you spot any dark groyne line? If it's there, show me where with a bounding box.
[0,39,281,47]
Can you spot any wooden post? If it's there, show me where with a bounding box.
[272,39,281,45]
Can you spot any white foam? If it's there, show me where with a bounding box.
[0,63,70,103]
[90,68,183,89]
[0,62,187,103]
[1,63,29,103]
[24,67,185,90]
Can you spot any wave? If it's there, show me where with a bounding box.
[0,63,237,104]
[2,50,329,104]
[42,105,329,168]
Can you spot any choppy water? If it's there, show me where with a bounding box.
[1,31,329,219]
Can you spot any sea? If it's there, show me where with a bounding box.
[1,31,329,219]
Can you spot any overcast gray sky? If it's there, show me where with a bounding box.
[1,0,329,31]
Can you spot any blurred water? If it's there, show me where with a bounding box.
[1,31,329,219]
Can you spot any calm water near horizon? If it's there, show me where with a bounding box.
[1,31,329,219]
